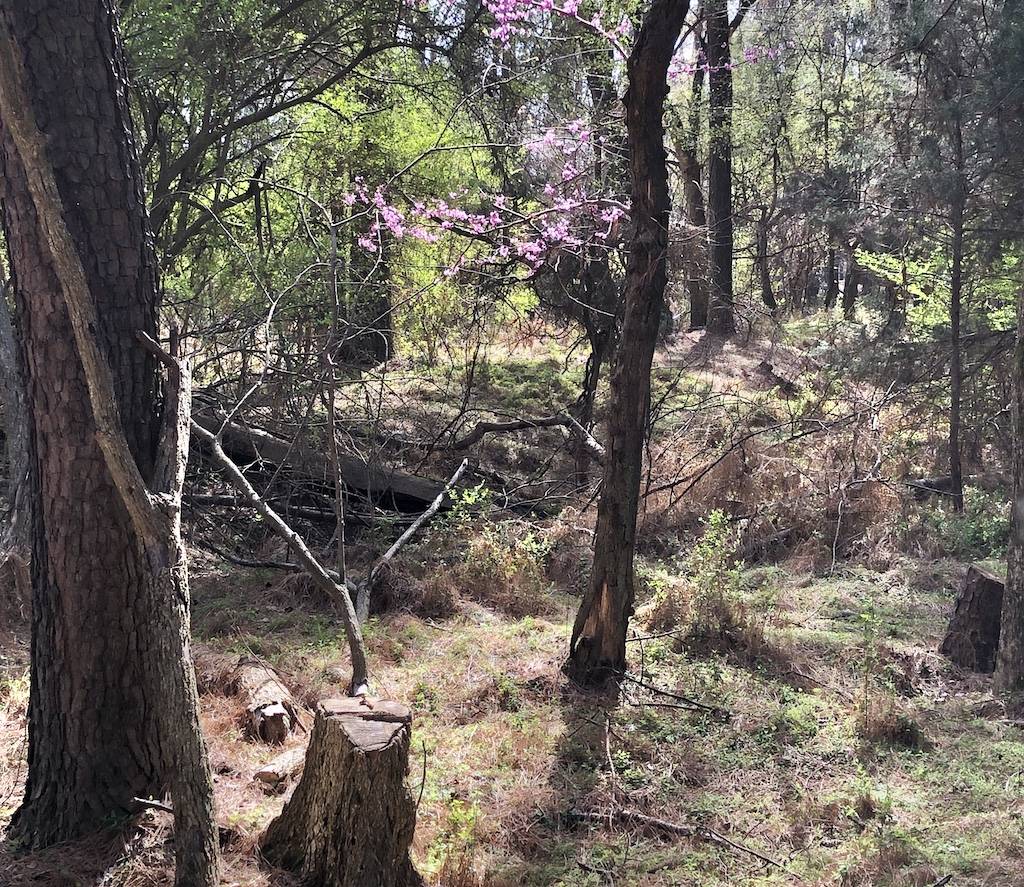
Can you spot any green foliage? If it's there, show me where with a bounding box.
[922,487,1010,559]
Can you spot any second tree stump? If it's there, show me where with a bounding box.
[940,564,1005,673]
[262,697,423,887]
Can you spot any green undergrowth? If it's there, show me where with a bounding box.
[181,550,1024,886]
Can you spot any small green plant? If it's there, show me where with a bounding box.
[922,487,1010,559]
[493,672,522,712]
[443,483,493,534]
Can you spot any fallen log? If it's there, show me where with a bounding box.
[940,564,1004,672]
[192,406,446,510]
[262,697,423,887]
[192,644,299,743]
[255,745,307,790]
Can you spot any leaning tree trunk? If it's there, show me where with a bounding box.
[262,698,423,887]
[565,0,688,687]
[996,284,1024,692]
[0,6,217,884]
[705,0,735,336]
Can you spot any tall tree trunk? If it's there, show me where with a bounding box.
[0,5,217,884]
[996,284,1024,692]
[680,63,709,329]
[565,0,688,687]
[756,210,776,313]
[948,120,966,513]
[705,0,735,335]
[825,247,839,309]
[843,251,860,320]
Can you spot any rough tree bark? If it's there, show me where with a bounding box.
[565,0,689,687]
[0,5,217,884]
[705,0,735,335]
[262,698,423,887]
[995,284,1024,692]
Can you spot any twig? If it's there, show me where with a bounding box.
[571,808,791,873]
[133,796,174,815]
[623,674,729,718]
[415,739,428,816]
[358,458,468,621]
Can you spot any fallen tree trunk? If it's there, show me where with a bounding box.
[940,564,1004,672]
[255,745,307,791]
[192,405,446,510]
[262,697,423,887]
[193,644,299,743]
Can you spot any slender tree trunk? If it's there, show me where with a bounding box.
[949,123,966,513]
[0,6,217,883]
[825,247,839,309]
[756,211,776,313]
[0,277,31,607]
[681,63,709,328]
[996,285,1024,692]
[565,0,688,687]
[843,251,861,320]
[705,0,734,335]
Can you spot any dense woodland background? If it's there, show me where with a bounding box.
[1,0,1024,884]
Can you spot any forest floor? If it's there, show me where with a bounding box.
[2,550,1022,885]
[1,319,1023,885]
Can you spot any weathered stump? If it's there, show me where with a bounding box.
[940,565,1005,672]
[262,698,423,887]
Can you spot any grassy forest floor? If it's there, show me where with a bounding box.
[2,318,1024,886]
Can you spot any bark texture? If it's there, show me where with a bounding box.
[565,0,688,687]
[262,698,423,887]
[940,565,1004,673]
[705,0,735,335]
[0,5,217,883]
[996,284,1024,691]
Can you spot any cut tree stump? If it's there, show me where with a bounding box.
[193,645,299,743]
[262,697,423,887]
[939,565,1005,673]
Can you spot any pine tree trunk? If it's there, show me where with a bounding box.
[565,0,687,687]
[262,698,423,887]
[706,0,735,336]
[996,285,1024,691]
[0,5,217,882]
[843,252,861,320]
[825,247,839,309]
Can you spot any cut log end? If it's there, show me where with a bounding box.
[940,565,1004,673]
[262,697,423,887]
[193,645,299,744]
